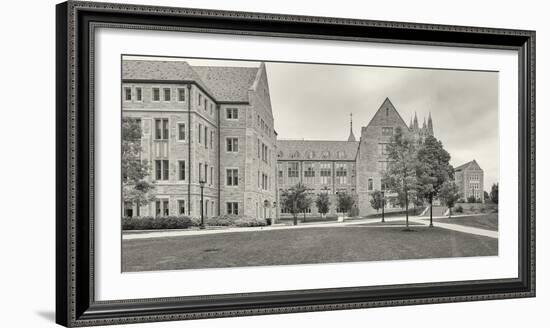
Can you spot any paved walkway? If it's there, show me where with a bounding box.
[123,213,497,240]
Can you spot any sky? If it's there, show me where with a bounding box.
[126,56,499,191]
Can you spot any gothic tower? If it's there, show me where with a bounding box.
[347,113,357,142]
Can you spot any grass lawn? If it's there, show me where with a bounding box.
[277,216,338,224]
[122,226,498,272]
[359,220,423,226]
[428,214,498,231]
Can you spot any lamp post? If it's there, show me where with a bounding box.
[199,179,205,229]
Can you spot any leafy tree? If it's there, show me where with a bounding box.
[484,191,490,202]
[490,183,499,204]
[467,195,477,203]
[122,117,155,217]
[369,190,384,213]
[315,193,331,217]
[438,181,461,217]
[336,192,355,217]
[416,135,454,226]
[383,127,419,229]
[281,183,311,225]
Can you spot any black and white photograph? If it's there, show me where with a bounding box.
[121,55,499,272]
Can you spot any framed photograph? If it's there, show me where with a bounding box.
[56,1,535,326]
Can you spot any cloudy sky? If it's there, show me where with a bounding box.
[127,56,499,191]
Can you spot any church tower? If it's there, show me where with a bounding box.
[427,112,434,135]
[347,113,356,142]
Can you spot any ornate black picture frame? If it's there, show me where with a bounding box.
[56,1,535,326]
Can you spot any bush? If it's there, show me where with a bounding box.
[122,216,199,230]
[454,205,463,213]
[206,215,266,227]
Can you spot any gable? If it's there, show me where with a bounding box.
[363,97,409,133]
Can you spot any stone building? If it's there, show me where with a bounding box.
[122,60,277,219]
[454,160,485,203]
[122,59,453,219]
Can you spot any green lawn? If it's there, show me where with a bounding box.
[428,214,498,231]
[360,220,423,226]
[122,226,498,272]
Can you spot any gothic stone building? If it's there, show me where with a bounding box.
[122,60,277,219]
[122,59,483,219]
[454,160,485,203]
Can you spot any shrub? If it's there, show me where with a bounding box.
[454,205,463,213]
[206,215,239,226]
[234,217,267,227]
[122,216,199,230]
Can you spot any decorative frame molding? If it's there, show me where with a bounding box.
[56,1,535,326]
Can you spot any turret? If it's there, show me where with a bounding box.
[427,112,434,135]
[347,113,356,142]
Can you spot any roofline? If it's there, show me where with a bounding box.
[363,97,410,133]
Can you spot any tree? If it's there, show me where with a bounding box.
[315,193,331,217]
[383,127,419,230]
[122,117,155,217]
[336,192,355,217]
[490,183,499,204]
[369,190,384,213]
[484,191,490,202]
[280,183,311,225]
[438,181,461,217]
[467,195,477,203]
[416,135,454,227]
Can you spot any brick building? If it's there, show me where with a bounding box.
[454,160,485,203]
[122,59,482,219]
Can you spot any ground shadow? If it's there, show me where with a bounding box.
[36,310,55,323]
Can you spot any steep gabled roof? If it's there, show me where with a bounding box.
[455,160,482,171]
[276,140,359,161]
[363,97,410,132]
[193,66,259,102]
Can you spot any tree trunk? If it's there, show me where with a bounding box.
[405,187,409,229]
[429,194,433,227]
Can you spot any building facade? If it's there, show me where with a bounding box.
[454,160,485,203]
[122,59,483,219]
[122,60,277,219]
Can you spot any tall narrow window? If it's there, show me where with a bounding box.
[155,160,162,180]
[178,200,186,215]
[135,87,142,101]
[368,178,374,191]
[320,163,331,184]
[204,126,208,148]
[177,88,185,102]
[163,88,171,101]
[155,118,169,140]
[124,87,132,101]
[210,131,214,149]
[178,123,185,141]
[198,94,202,106]
[178,161,185,180]
[152,87,160,101]
[199,163,203,182]
[210,167,213,185]
[198,123,202,144]
[162,160,169,180]
[155,200,161,217]
[226,138,239,152]
[204,164,208,184]
[336,164,347,184]
[226,169,239,186]
[163,199,169,216]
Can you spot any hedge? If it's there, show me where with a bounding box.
[122,216,200,230]
[206,215,267,227]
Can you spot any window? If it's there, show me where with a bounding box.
[226,169,239,186]
[178,200,186,215]
[226,108,238,119]
[155,199,169,217]
[199,163,203,182]
[382,127,394,136]
[152,87,160,101]
[320,163,331,184]
[198,123,202,144]
[288,162,299,178]
[177,123,185,141]
[226,138,239,152]
[378,161,389,172]
[155,160,169,180]
[204,99,208,111]
[204,126,208,149]
[124,87,132,101]
[386,107,389,116]
[154,118,169,140]
[210,167,213,185]
[198,93,202,106]
[210,131,214,149]
[368,178,374,191]
[304,164,315,184]
[177,88,185,102]
[336,164,347,184]
[136,87,142,101]
[227,202,239,215]
[163,88,171,101]
[178,161,185,180]
[378,143,389,155]
[204,164,208,184]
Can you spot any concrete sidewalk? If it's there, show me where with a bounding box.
[122,213,497,240]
